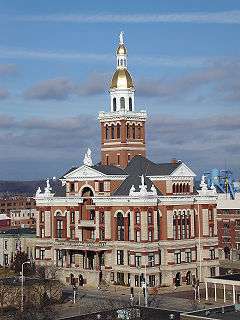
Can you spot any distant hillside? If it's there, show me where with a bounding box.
[0,179,65,197]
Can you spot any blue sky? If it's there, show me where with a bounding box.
[0,0,240,180]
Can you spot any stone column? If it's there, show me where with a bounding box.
[214,283,217,302]
[223,284,226,303]
[205,282,208,300]
[233,285,236,304]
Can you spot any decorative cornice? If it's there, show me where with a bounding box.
[98,110,147,122]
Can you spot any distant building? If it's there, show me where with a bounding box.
[34,33,219,288]
[217,193,240,274]
[0,228,36,267]
[0,196,35,215]
[10,208,37,228]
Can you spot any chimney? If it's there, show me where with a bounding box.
[171,158,177,164]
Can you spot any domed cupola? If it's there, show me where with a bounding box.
[109,32,135,112]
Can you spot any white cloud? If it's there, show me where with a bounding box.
[5,11,240,24]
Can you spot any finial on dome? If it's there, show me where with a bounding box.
[119,31,124,44]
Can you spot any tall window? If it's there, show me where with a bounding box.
[135,211,140,224]
[117,212,125,241]
[117,124,121,139]
[209,248,215,260]
[185,250,192,263]
[113,97,116,111]
[148,253,155,267]
[56,219,63,238]
[173,211,191,240]
[135,230,141,242]
[71,211,75,224]
[148,230,153,242]
[135,254,141,267]
[148,211,153,225]
[174,250,181,264]
[120,97,125,109]
[129,97,132,111]
[117,250,124,265]
[111,124,114,139]
[105,125,109,140]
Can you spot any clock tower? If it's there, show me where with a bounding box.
[99,32,147,168]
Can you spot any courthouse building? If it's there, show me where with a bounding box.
[34,33,219,288]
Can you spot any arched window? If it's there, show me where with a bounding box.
[111,124,114,139]
[117,124,121,139]
[116,212,125,241]
[176,184,179,194]
[126,124,130,139]
[180,183,183,193]
[187,183,190,193]
[120,59,123,66]
[129,98,132,111]
[105,125,109,140]
[120,97,125,109]
[81,187,94,198]
[132,124,136,139]
[113,98,116,111]
[173,183,176,194]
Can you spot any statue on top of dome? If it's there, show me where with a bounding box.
[119,31,124,44]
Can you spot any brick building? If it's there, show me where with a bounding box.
[0,196,35,215]
[34,33,219,288]
[217,194,240,273]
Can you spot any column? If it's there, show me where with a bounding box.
[214,283,217,302]
[205,282,208,300]
[223,284,226,303]
[233,285,236,304]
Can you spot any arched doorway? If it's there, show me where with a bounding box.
[175,272,181,287]
[186,271,191,285]
[79,274,84,286]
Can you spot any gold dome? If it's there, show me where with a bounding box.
[110,69,134,89]
[116,44,127,55]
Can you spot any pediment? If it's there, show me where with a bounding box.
[63,165,106,180]
[171,163,196,177]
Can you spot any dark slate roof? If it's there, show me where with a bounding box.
[125,155,181,176]
[113,175,162,196]
[92,164,127,175]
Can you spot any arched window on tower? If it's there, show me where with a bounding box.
[105,125,109,140]
[129,98,132,111]
[111,124,115,139]
[117,124,121,139]
[126,124,130,139]
[113,98,116,112]
[120,97,125,110]
[132,124,136,139]
[138,124,141,139]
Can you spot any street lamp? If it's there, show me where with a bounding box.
[21,261,30,312]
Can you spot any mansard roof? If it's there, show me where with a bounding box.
[113,174,162,196]
[125,155,181,176]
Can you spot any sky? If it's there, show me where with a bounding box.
[0,0,240,180]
